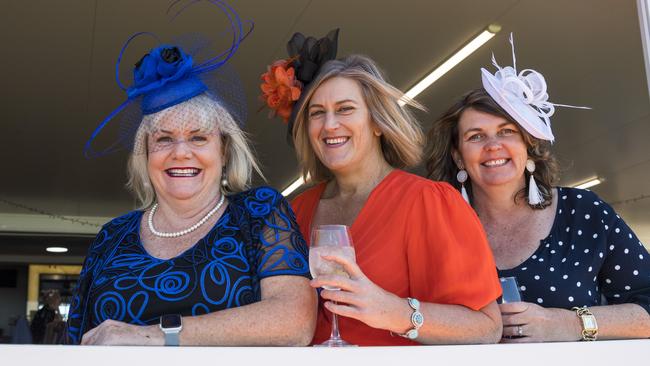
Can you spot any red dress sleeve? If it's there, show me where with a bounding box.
[406,182,502,310]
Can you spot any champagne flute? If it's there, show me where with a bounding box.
[499,276,522,303]
[309,225,357,347]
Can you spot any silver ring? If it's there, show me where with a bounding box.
[517,325,523,336]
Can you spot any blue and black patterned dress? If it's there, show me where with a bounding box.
[66,187,310,344]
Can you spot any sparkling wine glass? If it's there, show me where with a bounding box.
[499,276,522,303]
[310,225,357,347]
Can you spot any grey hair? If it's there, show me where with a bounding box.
[126,94,263,209]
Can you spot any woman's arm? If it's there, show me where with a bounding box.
[313,255,502,344]
[81,275,317,346]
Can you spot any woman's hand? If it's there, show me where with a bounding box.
[499,302,582,343]
[310,254,412,333]
[81,319,163,346]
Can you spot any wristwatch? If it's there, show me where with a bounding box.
[159,314,183,346]
[399,297,424,340]
[572,306,598,341]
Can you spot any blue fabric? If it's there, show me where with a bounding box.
[65,187,309,344]
[498,187,650,314]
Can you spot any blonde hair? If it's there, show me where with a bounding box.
[291,55,425,182]
[127,94,263,209]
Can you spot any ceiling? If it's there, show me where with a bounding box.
[1,0,649,263]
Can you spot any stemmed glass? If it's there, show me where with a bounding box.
[309,225,357,347]
[499,276,522,303]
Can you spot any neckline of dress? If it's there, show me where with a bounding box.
[309,169,401,236]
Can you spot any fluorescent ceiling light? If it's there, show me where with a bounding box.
[400,27,499,105]
[281,175,306,197]
[46,246,68,253]
[280,25,500,194]
[573,178,603,190]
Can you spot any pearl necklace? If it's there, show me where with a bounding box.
[148,194,225,238]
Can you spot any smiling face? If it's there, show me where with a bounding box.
[146,111,224,206]
[454,108,529,193]
[306,76,382,175]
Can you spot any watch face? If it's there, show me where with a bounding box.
[582,315,597,331]
[160,314,182,329]
[412,311,424,327]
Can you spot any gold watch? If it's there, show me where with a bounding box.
[572,306,597,341]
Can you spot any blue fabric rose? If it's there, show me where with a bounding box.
[127,45,195,99]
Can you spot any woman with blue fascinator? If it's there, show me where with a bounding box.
[427,34,650,342]
[66,0,316,346]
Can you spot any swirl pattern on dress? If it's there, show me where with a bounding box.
[65,187,309,344]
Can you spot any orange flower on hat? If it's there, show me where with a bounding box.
[260,58,302,123]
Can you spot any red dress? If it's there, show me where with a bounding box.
[292,170,501,346]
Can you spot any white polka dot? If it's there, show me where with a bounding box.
[615,265,621,270]
[566,227,570,232]
[588,266,593,272]
[615,228,620,233]
[571,244,575,250]
[599,252,604,258]
[563,275,569,279]
[550,267,555,272]
[633,270,639,276]
[625,285,631,290]
[578,230,582,236]
[574,261,580,266]
[520,285,526,291]
[604,210,609,215]
[640,254,644,260]
[588,290,592,296]
[606,278,612,284]
[593,233,598,239]
[629,233,633,239]
[571,209,576,215]
[576,281,581,287]
[609,245,615,251]
[558,241,564,246]
[568,296,574,302]
[559,209,563,214]
[593,276,597,282]
[613,294,621,298]
[605,225,609,230]
[538,258,544,262]
[521,267,527,271]
[624,248,629,254]
[545,243,550,248]
[537,298,544,304]
[562,258,567,263]
[534,275,540,280]
[550,286,556,291]
[532,255,537,259]
[594,201,600,206]
[562,195,567,200]
[577,194,582,199]
[584,249,590,254]
[551,250,556,254]
[585,214,590,219]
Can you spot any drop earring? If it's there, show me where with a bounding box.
[456,162,470,204]
[526,158,543,205]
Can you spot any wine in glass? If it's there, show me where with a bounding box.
[310,225,357,347]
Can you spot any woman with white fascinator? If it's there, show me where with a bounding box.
[427,34,650,342]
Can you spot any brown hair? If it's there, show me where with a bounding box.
[426,88,559,209]
[291,55,425,182]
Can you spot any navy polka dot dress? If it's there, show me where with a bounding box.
[498,187,650,314]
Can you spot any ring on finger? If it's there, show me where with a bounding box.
[517,325,523,337]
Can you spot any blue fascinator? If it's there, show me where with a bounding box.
[84,0,252,158]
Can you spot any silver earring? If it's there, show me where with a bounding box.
[526,158,543,205]
[456,165,470,204]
